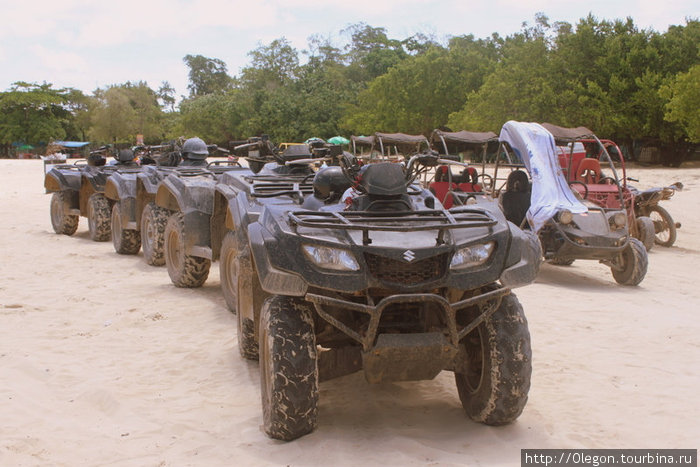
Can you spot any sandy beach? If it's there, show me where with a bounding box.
[1,159,698,466]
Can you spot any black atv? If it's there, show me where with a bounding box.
[45,147,140,241]
[219,148,541,441]
[104,142,236,263]
[156,136,312,288]
[215,141,343,353]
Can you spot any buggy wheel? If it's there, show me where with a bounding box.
[455,292,531,425]
[111,202,141,254]
[259,295,318,441]
[611,237,648,286]
[164,212,210,288]
[635,216,655,251]
[87,193,111,241]
[547,257,575,266]
[141,202,169,266]
[50,191,78,235]
[648,205,676,247]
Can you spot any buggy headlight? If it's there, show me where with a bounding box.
[610,212,626,228]
[302,245,359,271]
[450,242,494,269]
[558,209,574,224]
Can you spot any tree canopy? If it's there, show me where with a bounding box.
[1,16,698,162]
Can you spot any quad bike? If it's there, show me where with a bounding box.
[541,123,656,251]
[629,182,682,247]
[45,147,140,242]
[219,146,541,441]
[158,136,319,288]
[105,141,236,263]
[497,121,648,286]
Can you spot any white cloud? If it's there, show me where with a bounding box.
[30,45,89,74]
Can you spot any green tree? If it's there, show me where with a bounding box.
[0,82,87,156]
[448,19,557,131]
[662,64,700,142]
[183,54,234,97]
[89,82,165,144]
[157,81,176,112]
[342,23,408,81]
[177,91,245,144]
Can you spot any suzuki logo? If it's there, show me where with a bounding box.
[403,250,416,262]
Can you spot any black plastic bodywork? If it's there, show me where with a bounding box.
[231,167,539,383]
[45,162,122,218]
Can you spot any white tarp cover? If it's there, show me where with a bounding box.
[499,121,587,232]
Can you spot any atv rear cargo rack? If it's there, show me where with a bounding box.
[288,207,498,245]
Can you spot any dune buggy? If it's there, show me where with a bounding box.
[496,121,647,286]
[541,123,656,251]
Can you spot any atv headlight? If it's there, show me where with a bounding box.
[450,242,494,269]
[302,245,359,271]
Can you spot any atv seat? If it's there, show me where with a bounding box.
[576,158,601,184]
[500,170,530,226]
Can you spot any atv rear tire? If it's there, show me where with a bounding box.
[648,205,676,247]
[635,216,655,251]
[220,231,239,314]
[141,202,169,266]
[611,237,648,286]
[220,231,261,360]
[455,292,531,425]
[111,202,141,254]
[164,212,210,288]
[87,193,111,242]
[50,191,78,235]
[259,295,318,441]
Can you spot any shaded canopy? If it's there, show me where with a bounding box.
[430,129,498,155]
[540,123,596,145]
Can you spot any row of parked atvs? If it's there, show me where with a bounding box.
[45,121,681,441]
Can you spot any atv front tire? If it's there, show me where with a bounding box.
[141,202,169,266]
[455,292,531,425]
[259,295,318,441]
[87,193,111,241]
[164,212,210,287]
[111,202,141,254]
[611,237,648,286]
[648,205,677,247]
[50,191,78,235]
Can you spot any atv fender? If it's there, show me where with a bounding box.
[105,174,140,230]
[248,222,307,296]
[44,167,81,193]
[156,181,214,259]
[499,224,541,288]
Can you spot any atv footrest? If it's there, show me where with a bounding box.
[362,332,457,384]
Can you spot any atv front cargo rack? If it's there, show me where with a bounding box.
[288,207,498,245]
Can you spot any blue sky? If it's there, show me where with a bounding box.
[0,0,696,100]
